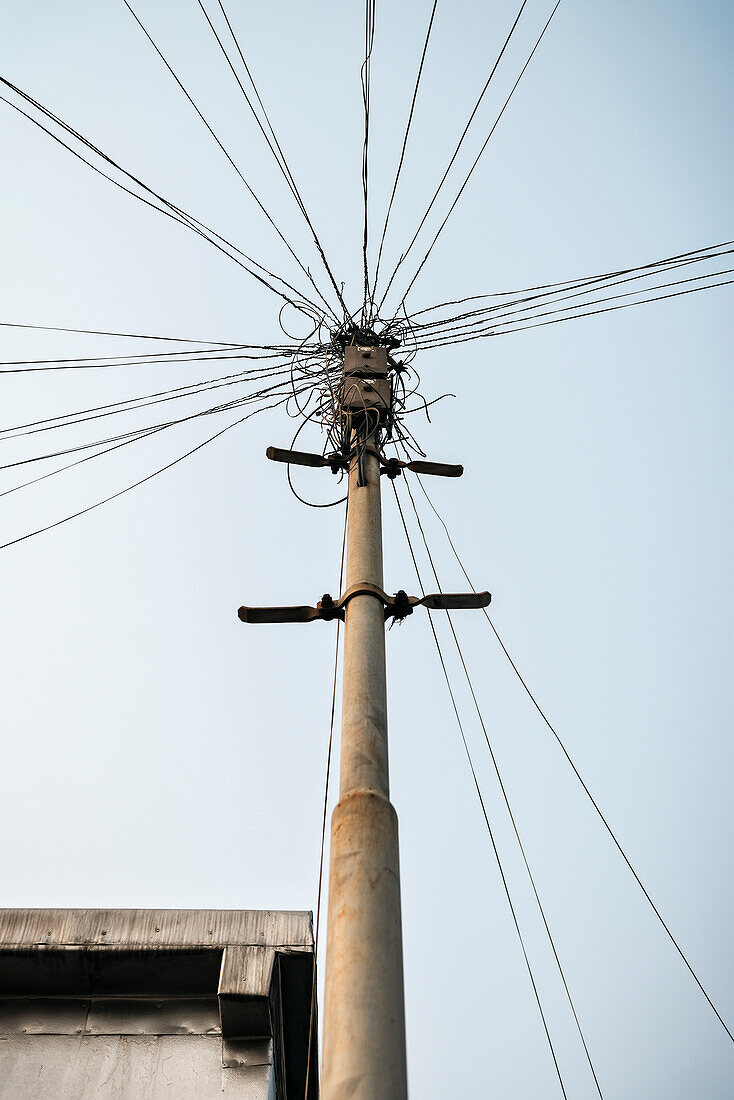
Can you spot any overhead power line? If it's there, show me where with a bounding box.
[304,500,348,1100]
[0,363,291,441]
[371,0,438,315]
[377,0,531,312]
[407,244,734,336]
[195,0,350,319]
[0,345,298,373]
[0,321,239,344]
[408,239,734,320]
[0,372,304,470]
[416,275,734,349]
[388,242,734,351]
[410,261,734,347]
[0,384,310,551]
[395,0,564,310]
[411,472,734,1047]
[401,468,605,1098]
[360,0,376,322]
[391,478,569,1099]
[123,0,338,324]
[0,76,324,317]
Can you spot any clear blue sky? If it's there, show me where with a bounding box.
[1,1,732,1096]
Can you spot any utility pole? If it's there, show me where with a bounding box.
[321,352,408,1099]
[238,339,489,1098]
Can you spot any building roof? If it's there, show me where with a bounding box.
[0,909,317,1099]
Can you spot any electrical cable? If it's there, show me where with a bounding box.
[0,348,304,375]
[0,422,169,500]
[406,239,734,320]
[415,275,734,349]
[395,0,563,310]
[370,0,438,314]
[361,0,376,323]
[0,321,239,344]
[0,343,294,371]
[304,498,348,1100]
[0,347,240,368]
[0,377,315,506]
[196,0,349,319]
[401,468,605,1098]
[409,255,734,345]
[407,247,734,340]
[0,77,321,317]
[213,0,303,202]
[391,478,569,1099]
[0,372,306,472]
[124,0,338,324]
[377,0,530,312]
[0,363,292,441]
[284,408,348,509]
[0,390,296,553]
[410,472,734,1046]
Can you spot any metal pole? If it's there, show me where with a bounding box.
[321,437,408,1099]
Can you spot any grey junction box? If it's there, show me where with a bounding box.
[0,909,317,1099]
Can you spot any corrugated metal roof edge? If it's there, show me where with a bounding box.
[0,910,314,950]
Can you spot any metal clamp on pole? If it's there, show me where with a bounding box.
[237,588,490,625]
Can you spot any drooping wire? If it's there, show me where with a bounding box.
[284,409,348,510]
[370,0,438,316]
[401,468,605,1098]
[377,0,530,312]
[411,472,734,1046]
[391,478,569,1099]
[304,498,349,1100]
[395,0,564,311]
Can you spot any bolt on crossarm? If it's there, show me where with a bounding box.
[321,344,408,1098]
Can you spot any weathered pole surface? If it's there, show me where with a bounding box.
[321,437,408,1099]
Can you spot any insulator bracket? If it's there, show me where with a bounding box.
[237,585,490,625]
[266,446,463,479]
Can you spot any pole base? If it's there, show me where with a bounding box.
[321,788,408,1100]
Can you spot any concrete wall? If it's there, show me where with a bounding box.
[0,910,316,1100]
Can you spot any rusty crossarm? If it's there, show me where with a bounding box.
[266,446,462,478]
[237,587,490,624]
[265,446,340,470]
[237,604,324,624]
